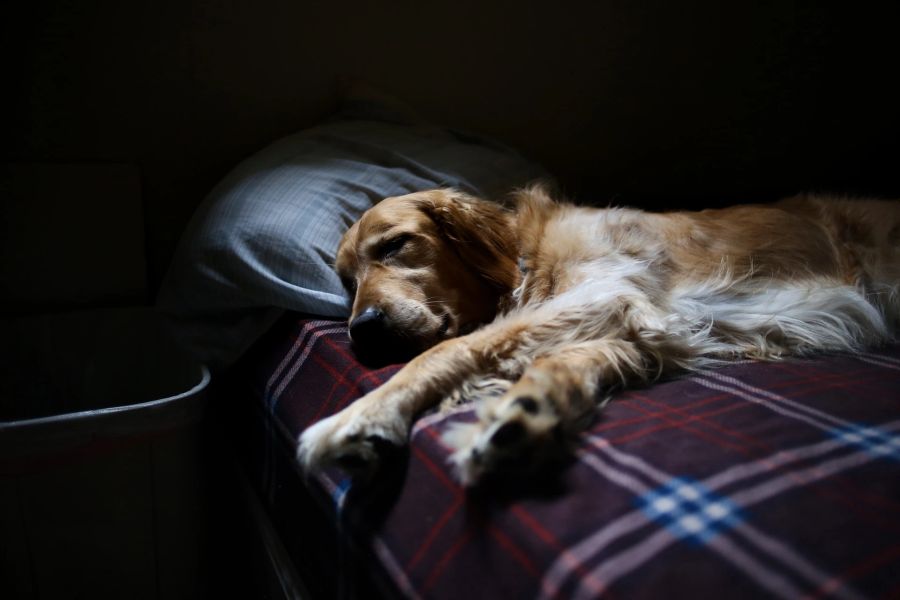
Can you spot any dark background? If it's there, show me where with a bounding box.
[2,4,899,596]
[3,0,899,302]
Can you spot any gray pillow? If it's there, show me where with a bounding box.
[157,113,547,369]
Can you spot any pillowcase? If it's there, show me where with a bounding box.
[157,108,547,369]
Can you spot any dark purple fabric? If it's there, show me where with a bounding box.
[233,314,900,599]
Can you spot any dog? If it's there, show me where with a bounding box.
[298,186,899,484]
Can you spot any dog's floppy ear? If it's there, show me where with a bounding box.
[417,190,519,292]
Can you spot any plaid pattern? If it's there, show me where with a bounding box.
[638,478,743,545]
[231,314,900,599]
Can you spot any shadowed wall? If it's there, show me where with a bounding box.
[3,1,899,295]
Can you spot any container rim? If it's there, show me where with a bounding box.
[0,365,211,430]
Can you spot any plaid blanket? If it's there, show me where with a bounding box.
[231,314,900,599]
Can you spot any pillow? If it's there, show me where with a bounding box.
[157,107,547,369]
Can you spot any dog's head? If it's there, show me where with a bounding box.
[335,189,519,363]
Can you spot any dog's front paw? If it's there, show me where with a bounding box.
[444,384,567,486]
[296,393,408,477]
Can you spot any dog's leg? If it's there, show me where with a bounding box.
[296,311,592,476]
[296,328,509,476]
[298,296,687,478]
[445,338,666,485]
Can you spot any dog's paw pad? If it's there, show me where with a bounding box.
[514,395,540,414]
[335,452,371,471]
[445,393,562,485]
[297,410,405,477]
[489,420,526,447]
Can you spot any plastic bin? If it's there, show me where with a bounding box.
[0,307,210,600]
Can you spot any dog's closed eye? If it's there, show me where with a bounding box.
[378,234,412,260]
[340,276,357,295]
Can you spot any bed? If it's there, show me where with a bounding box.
[221,313,900,599]
[158,94,900,598]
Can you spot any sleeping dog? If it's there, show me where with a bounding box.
[298,186,899,484]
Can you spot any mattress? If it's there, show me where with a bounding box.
[225,313,900,599]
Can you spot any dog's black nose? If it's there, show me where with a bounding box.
[348,307,416,365]
[349,307,387,347]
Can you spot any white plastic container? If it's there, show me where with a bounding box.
[0,307,210,599]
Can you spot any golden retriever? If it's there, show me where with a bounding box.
[298,186,899,484]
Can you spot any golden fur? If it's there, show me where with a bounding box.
[299,186,899,484]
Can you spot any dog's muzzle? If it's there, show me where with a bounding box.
[348,307,417,365]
